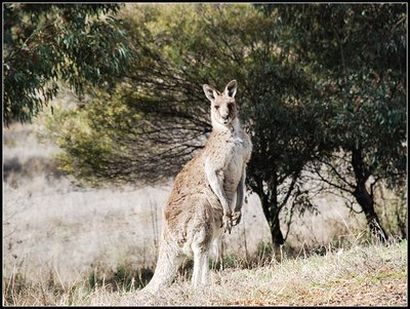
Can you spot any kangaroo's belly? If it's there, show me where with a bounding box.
[223,143,245,203]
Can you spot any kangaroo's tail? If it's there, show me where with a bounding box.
[140,234,182,294]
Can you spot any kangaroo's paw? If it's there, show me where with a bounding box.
[231,210,242,226]
[222,213,232,234]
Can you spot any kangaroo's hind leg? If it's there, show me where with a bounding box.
[190,220,213,288]
[192,241,210,288]
[188,195,219,288]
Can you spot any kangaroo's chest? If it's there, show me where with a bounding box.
[224,136,246,169]
[222,134,251,193]
[204,128,252,199]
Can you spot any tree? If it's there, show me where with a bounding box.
[277,4,407,241]
[45,4,320,248]
[3,3,132,125]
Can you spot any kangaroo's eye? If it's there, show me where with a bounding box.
[214,105,219,109]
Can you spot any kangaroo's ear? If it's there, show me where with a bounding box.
[203,84,218,102]
[224,80,237,98]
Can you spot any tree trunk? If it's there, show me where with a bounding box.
[251,173,285,259]
[259,195,285,259]
[353,183,389,242]
[351,147,389,243]
[270,213,285,246]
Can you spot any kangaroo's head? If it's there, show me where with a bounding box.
[202,80,238,129]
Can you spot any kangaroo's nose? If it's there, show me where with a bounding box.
[222,114,229,120]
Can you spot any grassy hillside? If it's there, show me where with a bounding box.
[4,240,407,306]
[134,240,407,306]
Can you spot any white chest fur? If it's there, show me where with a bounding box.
[227,130,251,163]
[222,132,249,192]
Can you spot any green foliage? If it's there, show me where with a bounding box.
[277,4,406,187]
[3,3,132,125]
[43,93,125,186]
[274,4,406,241]
[277,4,406,79]
[318,69,406,187]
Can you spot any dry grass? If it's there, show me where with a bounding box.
[130,240,407,306]
[4,240,407,306]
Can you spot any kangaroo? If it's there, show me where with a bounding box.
[141,80,252,293]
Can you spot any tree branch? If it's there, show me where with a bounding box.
[312,164,354,194]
